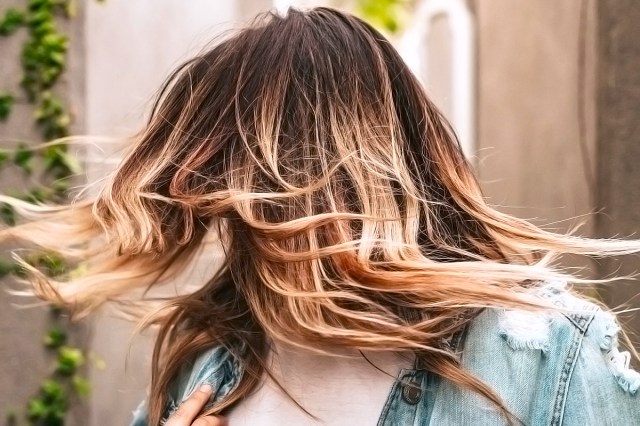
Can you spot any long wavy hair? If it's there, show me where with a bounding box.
[2,7,639,425]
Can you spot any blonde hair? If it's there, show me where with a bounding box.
[2,7,639,424]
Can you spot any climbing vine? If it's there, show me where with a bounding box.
[0,1,90,425]
[355,0,410,34]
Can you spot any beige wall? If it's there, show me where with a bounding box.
[472,0,597,236]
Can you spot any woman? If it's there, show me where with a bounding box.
[3,7,639,426]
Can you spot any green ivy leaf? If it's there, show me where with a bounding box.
[14,143,34,174]
[24,187,47,203]
[0,93,14,120]
[43,145,60,169]
[356,0,406,34]
[0,203,16,226]
[41,33,67,49]
[0,148,9,167]
[26,397,48,420]
[27,9,54,29]
[39,251,66,277]
[13,263,28,278]
[41,379,65,402]
[34,93,69,139]
[52,177,70,194]
[56,150,80,174]
[43,145,78,181]
[28,0,55,13]
[31,379,68,425]
[44,327,67,349]
[31,18,55,38]
[0,259,17,279]
[0,8,26,36]
[56,346,84,376]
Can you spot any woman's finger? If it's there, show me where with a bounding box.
[165,384,213,426]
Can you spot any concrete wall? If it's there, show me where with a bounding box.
[471,0,640,333]
[595,0,640,333]
[472,0,597,234]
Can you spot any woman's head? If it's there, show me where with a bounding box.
[102,7,489,262]
[95,6,536,360]
[2,7,638,424]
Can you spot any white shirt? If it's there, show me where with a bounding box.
[226,343,412,425]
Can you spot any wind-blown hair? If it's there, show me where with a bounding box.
[1,7,638,424]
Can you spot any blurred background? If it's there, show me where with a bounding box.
[1,0,639,425]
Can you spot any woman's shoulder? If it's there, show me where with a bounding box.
[464,281,605,355]
[454,281,640,425]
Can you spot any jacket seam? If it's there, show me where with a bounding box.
[550,313,595,426]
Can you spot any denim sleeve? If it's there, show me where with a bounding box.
[129,399,149,426]
[128,345,243,425]
[563,309,640,425]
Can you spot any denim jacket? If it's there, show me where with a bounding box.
[131,282,640,425]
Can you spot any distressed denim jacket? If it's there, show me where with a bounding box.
[131,282,640,425]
